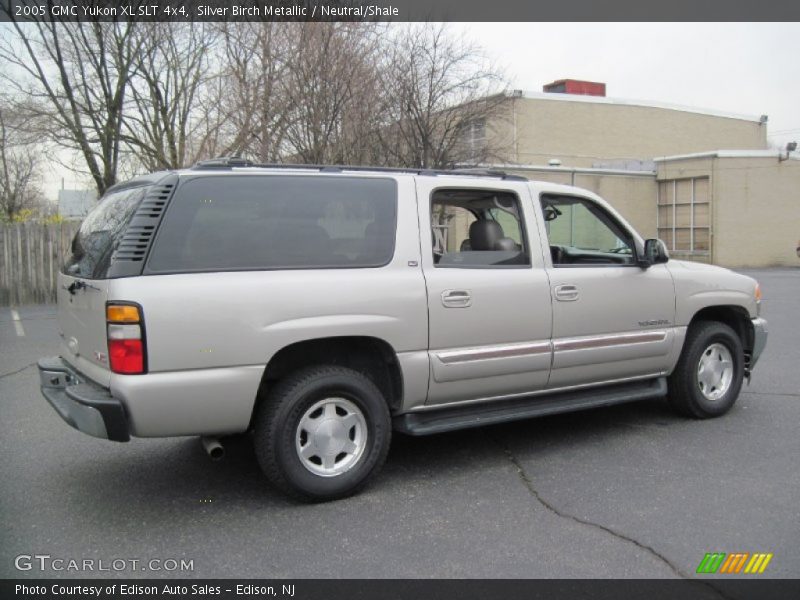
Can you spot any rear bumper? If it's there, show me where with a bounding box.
[750,317,768,369]
[37,357,130,442]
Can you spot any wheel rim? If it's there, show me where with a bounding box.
[295,397,368,477]
[697,343,734,401]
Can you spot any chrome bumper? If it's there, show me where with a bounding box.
[750,317,768,369]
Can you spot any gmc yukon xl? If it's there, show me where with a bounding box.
[38,159,767,500]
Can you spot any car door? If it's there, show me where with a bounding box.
[417,177,553,406]
[536,190,677,388]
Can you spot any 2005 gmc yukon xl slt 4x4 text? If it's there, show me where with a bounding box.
[38,159,768,501]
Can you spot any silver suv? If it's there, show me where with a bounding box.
[38,159,768,501]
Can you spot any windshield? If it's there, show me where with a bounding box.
[63,186,147,279]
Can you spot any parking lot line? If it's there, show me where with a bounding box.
[10,308,25,337]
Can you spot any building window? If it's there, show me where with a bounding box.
[460,119,486,162]
[657,177,710,255]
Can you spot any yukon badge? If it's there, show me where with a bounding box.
[639,319,671,327]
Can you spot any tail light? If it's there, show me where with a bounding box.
[106,303,146,374]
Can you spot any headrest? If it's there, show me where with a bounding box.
[469,220,504,251]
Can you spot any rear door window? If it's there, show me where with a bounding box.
[146,175,397,272]
[63,187,147,279]
[431,189,529,268]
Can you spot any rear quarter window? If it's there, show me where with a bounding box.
[64,187,147,279]
[145,175,397,272]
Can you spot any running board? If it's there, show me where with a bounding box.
[394,377,667,436]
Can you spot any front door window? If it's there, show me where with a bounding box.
[541,195,635,266]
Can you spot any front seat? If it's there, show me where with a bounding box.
[469,220,504,250]
[469,220,517,251]
[494,237,518,251]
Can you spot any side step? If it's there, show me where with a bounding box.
[394,377,667,436]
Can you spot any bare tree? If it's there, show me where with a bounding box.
[282,23,386,164]
[213,22,295,162]
[0,14,140,196]
[173,22,390,166]
[0,106,43,220]
[122,23,218,171]
[379,24,508,169]
[333,27,394,166]
[0,17,510,194]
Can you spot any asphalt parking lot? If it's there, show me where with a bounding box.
[0,268,798,581]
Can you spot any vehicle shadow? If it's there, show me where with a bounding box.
[386,396,680,478]
[64,397,682,517]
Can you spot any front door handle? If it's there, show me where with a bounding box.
[554,284,579,302]
[441,289,472,308]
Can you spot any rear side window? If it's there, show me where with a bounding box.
[63,187,147,279]
[146,175,397,272]
[431,188,530,268]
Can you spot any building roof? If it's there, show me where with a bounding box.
[476,162,656,177]
[515,90,764,124]
[654,150,800,162]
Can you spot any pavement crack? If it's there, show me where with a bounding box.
[485,431,735,600]
[492,434,686,577]
[0,363,35,380]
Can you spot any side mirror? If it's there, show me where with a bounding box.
[643,238,669,267]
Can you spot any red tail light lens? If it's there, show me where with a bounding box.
[108,339,144,374]
[106,303,146,374]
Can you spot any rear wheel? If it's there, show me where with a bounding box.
[667,321,744,418]
[253,365,391,501]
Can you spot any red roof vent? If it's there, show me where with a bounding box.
[543,79,606,97]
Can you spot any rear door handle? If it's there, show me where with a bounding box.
[554,284,579,302]
[441,289,472,308]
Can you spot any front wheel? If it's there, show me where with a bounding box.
[253,366,391,501]
[667,321,744,418]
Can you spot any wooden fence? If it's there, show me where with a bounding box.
[0,222,81,306]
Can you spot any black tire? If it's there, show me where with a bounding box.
[253,365,391,501]
[667,320,744,419]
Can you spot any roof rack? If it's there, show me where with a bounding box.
[451,167,527,180]
[190,157,527,181]
[193,156,255,168]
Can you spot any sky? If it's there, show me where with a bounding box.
[453,22,799,147]
[35,22,800,198]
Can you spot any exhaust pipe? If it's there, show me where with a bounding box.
[200,436,225,461]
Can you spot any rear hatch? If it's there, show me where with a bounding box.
[58,186,148,386]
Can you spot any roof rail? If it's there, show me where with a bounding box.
[451,167,527,181]
[193,156,254,168]
[190,158,528,181]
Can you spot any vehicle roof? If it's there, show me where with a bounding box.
[105,160,639,241]
[105,170,177,193]
[178,158,530,182]
[111,159,608,196]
